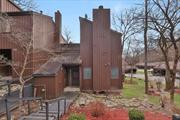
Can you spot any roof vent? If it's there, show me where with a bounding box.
[85,14,88,19]
[99,5,103,9]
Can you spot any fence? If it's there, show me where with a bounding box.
[0,82,33,115]
[44,97,66,120]
[4,97,42,120]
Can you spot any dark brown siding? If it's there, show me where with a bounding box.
[32,13,55,49]
[93,8,111,91]
[32,13,56,72]
[80,18,93,90]
[55,70,64,97]
[0,0,21,12]
[34,76,56,100]
[34,69,64,100]
[0,14,33,77]
[110,30,122,88]
[0,12,56,78]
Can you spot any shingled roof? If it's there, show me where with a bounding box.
[33,53,81,77]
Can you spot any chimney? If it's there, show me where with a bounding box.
[93,5,110,29]
[55,10,62,43]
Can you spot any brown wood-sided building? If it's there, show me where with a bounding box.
[0,0,65,77]
[0,1,123,99]
[80,6,123,91]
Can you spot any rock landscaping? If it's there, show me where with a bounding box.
[72,92,172,115]
[62,96,172,120]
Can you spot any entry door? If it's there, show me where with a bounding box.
[72,67,80,86]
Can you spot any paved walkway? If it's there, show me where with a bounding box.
[19,90,79,120]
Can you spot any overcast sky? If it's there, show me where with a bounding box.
[35,0,141,43]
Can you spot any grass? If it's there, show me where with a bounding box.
[136,69,144,74]
[122,77,180,107]
[175,93,180,106]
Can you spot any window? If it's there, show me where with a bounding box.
[83,67,91,79]
[111,67,119,79]
[0,49,12,60]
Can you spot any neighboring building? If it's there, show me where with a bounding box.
[152,61,180,76]
[0,0,65,78]
[0,1,123,99]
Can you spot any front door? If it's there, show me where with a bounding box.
[72,67,80,86]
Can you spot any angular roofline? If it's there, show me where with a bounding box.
[8,0,23,11]
[110,29,122,35]
[79,17,122,36]
[6,11,53,18]
[79,17,92,23]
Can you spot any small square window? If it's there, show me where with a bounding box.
[111,67,119,79]
[83,67,91,79]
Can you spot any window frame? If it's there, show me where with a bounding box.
[83,67,92,80]
[111,67,119,79]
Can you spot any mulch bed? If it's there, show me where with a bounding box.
[175,89,180,94]
[62,104,171,120]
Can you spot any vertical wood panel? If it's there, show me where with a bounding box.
[110,30,122,88]
[80,18,93,90]
[0,0,21,12]
[0,14,33,78]
[93,8,111,91]
[32,13,55,72]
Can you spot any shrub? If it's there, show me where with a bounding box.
[68,113,86,120]
[89,101,106,117]
[129,109,144,120]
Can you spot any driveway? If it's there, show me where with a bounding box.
[126,73,180,87]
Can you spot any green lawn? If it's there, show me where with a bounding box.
[136,69,144,74]
[122,77,180,107]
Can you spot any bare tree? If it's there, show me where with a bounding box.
[125,40,143,83]
[63,26,72,43]
[12,0,38,11]
[112,7,143,53]
[113,7,149,92]
[148,0,180,101]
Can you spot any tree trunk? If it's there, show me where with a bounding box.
[170,77,175,102]
[19,76,25,99]
[170,51,179,102]
[130,67,133,83]
[165,69,171,91]
[19,83,24,99]
[144,0,149,94]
